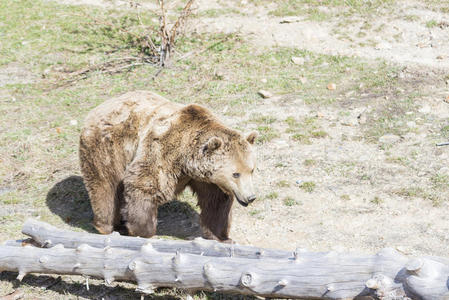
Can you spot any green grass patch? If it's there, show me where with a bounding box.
[256,126,280,143]
[300,181,316,193]
[340,194,350,200]
[258,0,392,18]
[304,159,317,166]
[283,197,299,206]
[197,8,242,18]
[370,196,383,205]
[363,94,417,142]
[426,20,439,28]
[286,116,327,144]
[276,180,290,187]
[265,192,279,199]
[249,115,277,125]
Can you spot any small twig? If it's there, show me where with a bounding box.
[169,0,195,44]
[42,276,62,290]
[176,35,233,62]
[100,62,145,74]
[0,290,24,300]
[152,67,164,80]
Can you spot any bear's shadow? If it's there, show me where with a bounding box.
[46,175,201,239]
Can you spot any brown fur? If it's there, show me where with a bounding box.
[79,91,257,241]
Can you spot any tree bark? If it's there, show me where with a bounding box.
[0,219,447,299]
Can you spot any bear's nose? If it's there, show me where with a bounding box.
[247,195,256,203]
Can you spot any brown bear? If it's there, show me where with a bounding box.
[79,90,257,242]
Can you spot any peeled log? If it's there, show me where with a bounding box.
[1,245,449,298]
[0,220,447,299]
[22,219,293,259]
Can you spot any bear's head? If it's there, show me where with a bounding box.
[189,129,258,207]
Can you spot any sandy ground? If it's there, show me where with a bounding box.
[192,0,449,257]
[4,0,449,264]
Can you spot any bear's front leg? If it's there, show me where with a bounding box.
[122,174,159,238]
[190,181,234,242]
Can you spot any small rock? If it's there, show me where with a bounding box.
[258,89,273,99]
[416,42,429,48]
[418,104,431,114]
[69,120,78,126]
[280,17,301,24]
[406,121,416,128]
[327,83,336,90]
[316,112,324,118]
[214,70,225,80]
[274,140,289,149]
[439,167,449,175]
[291,56,305,65]
[295,180,303,185]
[340,119,357,126]
[345,90,355,97]
[357,113,367,124]
[396,246,411,255]
[379,134,400,144]
[261,78,267,83]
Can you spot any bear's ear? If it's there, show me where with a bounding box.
[246,131,258,145]
[202,137,223,154]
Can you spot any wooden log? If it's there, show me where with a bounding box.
[22,219,294,259]
[1,241,449,299]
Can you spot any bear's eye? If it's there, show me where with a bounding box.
[232,173,241,178]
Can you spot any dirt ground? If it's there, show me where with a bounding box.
[1,0,449,299]
[189,0,449,257]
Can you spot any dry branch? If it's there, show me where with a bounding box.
[2,220,448,299]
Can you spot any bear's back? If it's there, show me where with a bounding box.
[80,91,184,165]
[83,90,182,130]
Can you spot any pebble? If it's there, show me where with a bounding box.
[291,56,305,65]
[274,140,289,149]
[418,104,431,114]
[327,83,336,90]
[406,121,416,128]
[261,78,267,83]
[280,17,301,24]
[379,134,400,144]
[258,90,273,99]
[70,120,78,126]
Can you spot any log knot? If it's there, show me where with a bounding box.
[129,260,138,271]
[240,272,256,289]
[76,244,90,253]
[141,242,156,256]
[39,255,49,264]
[405,258,423,274]
[366,274,408,299]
